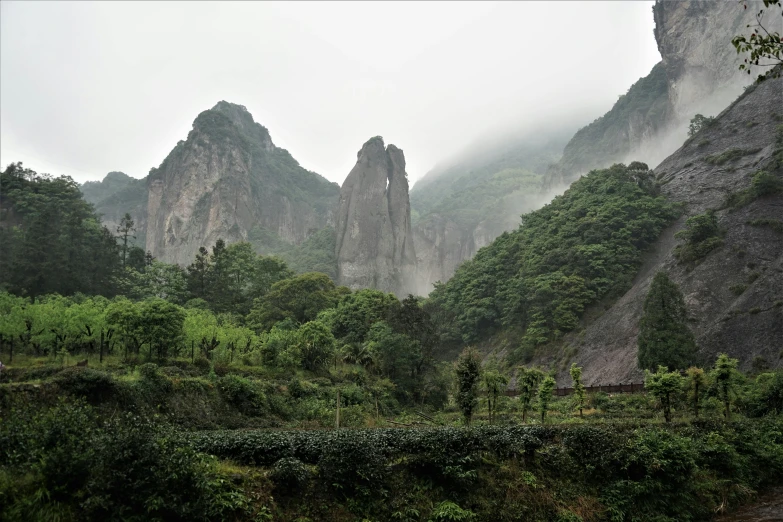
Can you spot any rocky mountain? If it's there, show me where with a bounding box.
[335,137,417,297]
[556,72,783,384]
[544,0,777,189]
[410,131,568,293]
[80,171,148,246]
[145,101,340,265]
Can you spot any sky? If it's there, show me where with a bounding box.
[0,1,661,186]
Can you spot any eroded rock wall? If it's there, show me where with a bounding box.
[335,137,417,296]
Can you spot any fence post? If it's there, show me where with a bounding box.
[335,389,341,429]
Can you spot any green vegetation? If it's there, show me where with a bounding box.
[674,209,723,264]
[637,272,697,371]
[747,217,783,232]
[249,226,338,279]
[704,148,761,166]
[732,0,783,82]
[80,171,148,247]
[724,170,783,209]
[551,62,670,177]
[1,163,122,297]
[687,114,715,136]
[428,163,679,357]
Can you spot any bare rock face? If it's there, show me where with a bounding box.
[145,101,339,265]
[335,137,417,296]
[556,73,783,384]
[544,0,778,190]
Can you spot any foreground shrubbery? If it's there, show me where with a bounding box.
[0,401,256,521]
[2,398,781,522]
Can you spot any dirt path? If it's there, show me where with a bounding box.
[714,487,783,521]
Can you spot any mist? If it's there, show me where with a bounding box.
[1,1,660,186]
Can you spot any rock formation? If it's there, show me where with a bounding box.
[544,0,779,190]
[144,101,339,265]
[556,71,783,384]
[335,137,417,296]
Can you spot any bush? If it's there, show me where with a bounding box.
[53,367,116,402]
[217,374,265,415]
[269,457,311,492]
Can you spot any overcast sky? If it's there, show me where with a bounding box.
[0,1,660,186]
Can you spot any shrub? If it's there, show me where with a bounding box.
[53,367,116,402]
[217,374,265,415]
[270,457,312,492]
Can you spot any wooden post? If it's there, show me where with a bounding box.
[335,389,341,429]
[99,330,104,364]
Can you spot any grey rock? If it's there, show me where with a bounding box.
[335,137,417,296]
[553,72,783,385]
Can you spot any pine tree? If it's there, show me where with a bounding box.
[637,271,697,371]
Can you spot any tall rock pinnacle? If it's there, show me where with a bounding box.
[335,137,417,296]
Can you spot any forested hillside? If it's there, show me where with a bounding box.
[428,162,679,362]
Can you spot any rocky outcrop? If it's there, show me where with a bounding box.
[144,101,339,265]
[544,0,777,190]
[555,72,783,384]
[335,137,417,296]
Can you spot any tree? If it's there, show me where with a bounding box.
[711,353,740,420]
[569,363,586,417]
[294,321,336,372]
[137,298,185,361]
[685,366,706,418]
[517,366,544,423]
[638,271,697,371]
[247,272,341,331]
[732,0,782,82]
[687,114,715,136]
[481,357,508,424]
[538,375,556,423]
[454,347,482,426]
[116,213,136,268]
[645,365,683,423]
[186,247,211,300]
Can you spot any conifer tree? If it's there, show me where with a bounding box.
[569,363,586,417]
[455,347,482,426]
[638,271,697,371]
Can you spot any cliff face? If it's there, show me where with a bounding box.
[556,72,783,384]
[544,0,776,190]
[145,101,339,265]
[335,137,417,296]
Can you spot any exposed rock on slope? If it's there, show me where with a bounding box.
[545,0,777,189]
[560,73,783,384]
[145,101,339,265]
[335,137,417,296]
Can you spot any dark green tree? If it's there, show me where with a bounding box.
[454,347,482,426]
[116,213,136,268]
[538,375,556,423]
[569,363,586,417]
[517,366,544,423]
[712,353,740,420]
[638,271,697,371]
[687,114,715,136]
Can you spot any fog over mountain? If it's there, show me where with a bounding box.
[0,1,660,184]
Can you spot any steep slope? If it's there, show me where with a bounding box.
[145,101,340,265]
[335,137,417,296]
[80,171,148,247]
[411,132,568,293]
[544,0,777,189]
[561,73,783,384]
